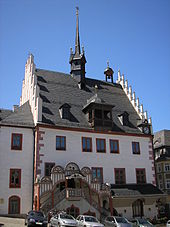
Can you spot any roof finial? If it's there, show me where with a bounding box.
[107,60,109,68]
[75,6,80,55]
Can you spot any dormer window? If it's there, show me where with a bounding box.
[118,111,129,126]
[83,94,114,130]
[59,103,71,120]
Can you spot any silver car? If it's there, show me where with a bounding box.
[76,215,104,227]
[50,212,78,227]
[167,220,170,227]
[130,218,154,227]
[104,216,132,227]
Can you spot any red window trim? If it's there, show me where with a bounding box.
[132,141,140,155]
[114,168,126,184]
[56,135,66,150]
[110,139,119,154]
[82,137,92,152]
[8,195,20,214]
[11,133,23,150]
[91,167,103,183]
[44,162,55,176]
[96,138,106,153]
[9,169,21,188]
[136,168,146,184]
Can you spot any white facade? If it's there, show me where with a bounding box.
[37,127,155,185]
[0,126,34,214]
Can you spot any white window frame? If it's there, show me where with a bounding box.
[165,180,170,189]
[164,163,170,172]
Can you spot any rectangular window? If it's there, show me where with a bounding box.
[92,167,103,183]
[157,164,162,173]
[56,136,66,150]
[9,169,21,188]
[95,109,102,119]
[45,163,55,176]
[110,140,119,153]
[96,138,106,153]
[132,142,140,154]
[11,133,22,150]
[136,168,146,184]
[82,137,92,152]
[114,168,126,184]
[164,163,170,172]
[159,180,163,190]
[166,180,170,189]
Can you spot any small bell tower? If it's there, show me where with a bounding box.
[104,61,114,83]
[69,7,87,89]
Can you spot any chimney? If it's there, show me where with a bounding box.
[13,105,19,112]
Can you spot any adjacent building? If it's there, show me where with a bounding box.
[0,8,166,219]
[153,129,170,218]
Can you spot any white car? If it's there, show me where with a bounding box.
[167,220,170,227]
[76,215,104,227]
[50,212,78,227]
[104,216,132,227]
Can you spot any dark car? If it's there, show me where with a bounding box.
[25,210,48,227]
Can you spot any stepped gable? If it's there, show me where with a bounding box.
[35,68,142,134]
[0,101,34,127]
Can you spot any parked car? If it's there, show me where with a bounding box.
[130,218,154,227]
[76,215,104,227]
[104,216,132,227]
[25,210,48,227]
[167,220,170,227]
[50,212,77,227]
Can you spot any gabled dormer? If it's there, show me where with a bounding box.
[69,7,86,89]
[82,94,114,130]
[59,103,71,120]
[118,111,130,126]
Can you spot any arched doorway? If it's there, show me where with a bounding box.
[132,199,144,217]
[8,195,20,214]
[66,204,80,218]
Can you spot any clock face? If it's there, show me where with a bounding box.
[143,126,149,134]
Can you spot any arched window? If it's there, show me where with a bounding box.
[8,195,20,214]
[66,204,79,218]
[132,199,144,218]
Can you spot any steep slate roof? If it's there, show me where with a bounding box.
[0,101,34,127]
[111,184,164,196]
[36,68,143,134]
[0,109,13,121]
[156,155,170,162]
[154,130,170,148]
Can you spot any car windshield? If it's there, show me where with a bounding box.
[85,217,98,222]
[115,217,128,223]
[29,211,44,217]
[138,219,150,224]
[60,214,74,220]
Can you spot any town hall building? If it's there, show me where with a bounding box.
[0,8,166,220]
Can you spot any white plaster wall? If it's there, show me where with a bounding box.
[0,126,34,214]
[38,127,154,185]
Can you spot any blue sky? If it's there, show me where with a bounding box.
[0,0,170,132]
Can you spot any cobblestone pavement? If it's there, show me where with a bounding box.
[0,217,25,227]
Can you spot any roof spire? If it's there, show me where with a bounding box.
[75,6,81,55]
